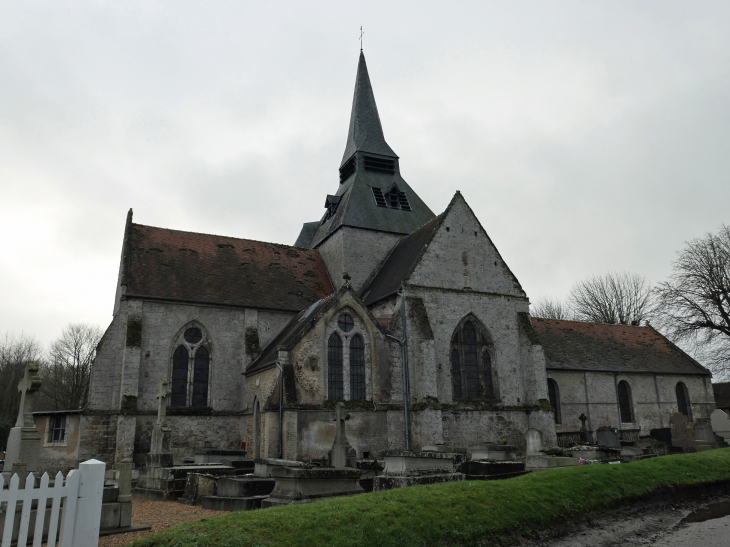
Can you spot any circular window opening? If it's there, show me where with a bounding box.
[184,327,202,344]
[338,314,354,332]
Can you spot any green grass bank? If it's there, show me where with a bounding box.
[131,449,730,547]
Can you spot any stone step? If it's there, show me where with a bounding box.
[202,495,268,512]
[217,476,275,498]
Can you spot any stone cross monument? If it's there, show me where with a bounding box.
[328,402,357,468]
[3,362,42,472]
[156,379,171,426]
[149,379,173,466]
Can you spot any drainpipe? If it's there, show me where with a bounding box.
[275,360,284,459]
[614,373,622,431]
[386,291,410,451]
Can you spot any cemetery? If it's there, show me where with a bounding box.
[4,359,730,546]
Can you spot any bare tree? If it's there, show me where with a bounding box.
[0,333,44,449]
[654,225,730,372]
[45,324,103,411]
[568,272,653,325]
[531,298,574,320]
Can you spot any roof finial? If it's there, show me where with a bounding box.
[360,25,364,51]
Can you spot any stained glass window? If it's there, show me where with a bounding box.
[350,335,365,400]
[328,333,343,400]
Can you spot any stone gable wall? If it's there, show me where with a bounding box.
[408,196,524,297]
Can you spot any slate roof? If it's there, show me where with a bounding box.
[305,52,435,248]
[245,297,330,374]
[361,213,444,306]
[340,52,397,167]
[122,222,333,311]
[713,383,730,409]
[293,222,319,248]
[532,318,711,376]
[246,287,386,374]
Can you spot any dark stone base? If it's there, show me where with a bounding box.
[202,495,269,511]
[132,487,182,501]
[462,460,525,476]
[373,473,464,492]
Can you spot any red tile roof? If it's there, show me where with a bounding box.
[123,223,333,311]
[532,318,710,376]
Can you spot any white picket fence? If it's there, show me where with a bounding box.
[0,459,105,547]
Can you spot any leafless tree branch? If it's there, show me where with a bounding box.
[568,272,653,325]
[654,225,730,372]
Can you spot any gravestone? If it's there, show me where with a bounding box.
[525,428,548,469]
[596,426,620,449]
[711,409,730,441]
[578,413,589,442]
[692,420,716,445]
[669,412,696,452]
[328,402,356,468]
[2,362,42,472]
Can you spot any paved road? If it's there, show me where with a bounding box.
[653,514,730,547]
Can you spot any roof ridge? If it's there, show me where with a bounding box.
[132,222,314,251]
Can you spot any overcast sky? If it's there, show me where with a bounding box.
[2,1,729,351]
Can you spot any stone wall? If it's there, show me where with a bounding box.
[34,414,81,473]
[78,414,117,465]
[549,370,716,434]
[317,227,402,292]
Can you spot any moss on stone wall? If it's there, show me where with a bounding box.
[406,296,434,340]
[245,327,261,359]
[517,312,540,345]
[126,316,142,347]
[121,395,138,414]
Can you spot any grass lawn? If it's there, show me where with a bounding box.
[130,448,730,547]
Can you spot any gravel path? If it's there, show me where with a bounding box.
[98,499,229,547]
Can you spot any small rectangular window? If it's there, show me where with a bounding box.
[48,415,66,443]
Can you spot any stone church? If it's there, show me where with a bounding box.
[75,53,715,468]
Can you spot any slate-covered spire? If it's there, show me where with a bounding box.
[340,52,397,167]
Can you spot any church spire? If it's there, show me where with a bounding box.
[340,52,397,167]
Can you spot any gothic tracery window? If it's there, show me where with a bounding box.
[350,334,365,400]
[170,325,211,407]
[450,318,494,400]
[328,332,343,400]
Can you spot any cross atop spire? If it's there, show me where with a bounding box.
[340,52,397,167]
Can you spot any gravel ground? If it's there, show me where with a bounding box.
[98,499,229,547]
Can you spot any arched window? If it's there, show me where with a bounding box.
[451,350,462,400]
[170,325,211,407]
[547,379,561,424]
[192,346,210,407]
[617,381,633,423]
[350,335,365,400]
[676,382,691,420]
[171,345,189,407]
[450,318,494,400]
[328,333,343,400]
